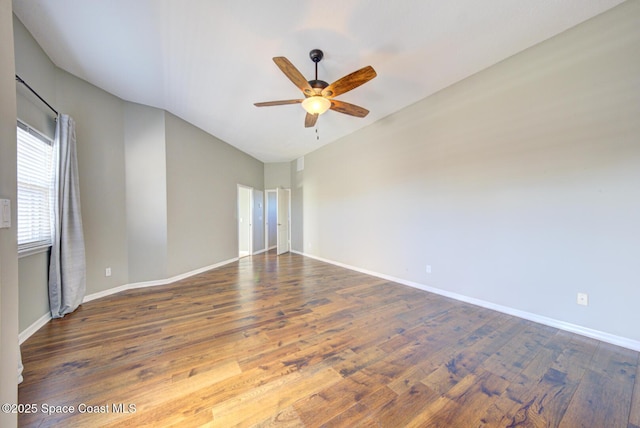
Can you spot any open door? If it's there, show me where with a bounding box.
[276,188,290,255]
[238,185,252,258]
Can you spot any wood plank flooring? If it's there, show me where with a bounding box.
[18,251,640,427]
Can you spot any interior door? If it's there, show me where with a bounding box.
[238,185,252,258]
[276,188,290,255]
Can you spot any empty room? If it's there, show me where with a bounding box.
[1,1,639,427]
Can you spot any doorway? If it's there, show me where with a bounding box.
[265,188,291,255]
[265,190,277,250]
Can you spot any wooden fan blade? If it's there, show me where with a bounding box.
[329,100,369,118]
[273,57,314,96]
[305,113,318,128]
[254,99,303,107]
[321,66,376,98]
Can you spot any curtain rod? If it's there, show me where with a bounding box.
[15,74,59,117]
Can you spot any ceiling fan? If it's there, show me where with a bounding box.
[254,49,377,128]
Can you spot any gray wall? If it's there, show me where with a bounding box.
[1,0,19,425]
[292,1,640,343]
[125,103,167,283]
[264,162,291,189]
[56,64,129,295]
[18,254,48,329]
[165,112,263,277]
[13,13,55,137]
[14,15,264,334]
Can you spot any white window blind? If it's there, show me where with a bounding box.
[17,120,55,254]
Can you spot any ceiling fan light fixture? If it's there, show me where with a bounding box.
[301,96,331,115]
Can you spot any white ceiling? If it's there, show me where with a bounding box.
[13,0,624,163]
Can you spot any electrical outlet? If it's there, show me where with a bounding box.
[105,267,112,277]
[426,265,432,274]
[577,292,588,306]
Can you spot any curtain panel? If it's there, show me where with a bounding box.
[49,114,86,318]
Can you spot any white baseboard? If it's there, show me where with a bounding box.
[84,257,239,303]
[292,250,640,352]
[22,251,640,352]
[19,257,239,343]
[19,312,52,345]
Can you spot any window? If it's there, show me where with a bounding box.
[17,120,55,255]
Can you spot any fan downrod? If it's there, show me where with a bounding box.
[308,49,328,91]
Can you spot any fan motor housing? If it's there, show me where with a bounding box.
[308,79,328,89]
[308,79,328,95]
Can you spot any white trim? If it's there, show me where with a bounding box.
[291,250,640,352]
[19,257,238,343]
[84,257,238,303]
[19,312,52,345]
[18,244,51,259]
[252,248,268,255]
[237,184,254,258]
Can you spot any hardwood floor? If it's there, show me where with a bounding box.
[19,251,640,427]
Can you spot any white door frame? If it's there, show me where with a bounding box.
[237,184,253,258]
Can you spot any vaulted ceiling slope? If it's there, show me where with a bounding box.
[13,0,625,163]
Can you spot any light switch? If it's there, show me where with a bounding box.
[0,199,10,228]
